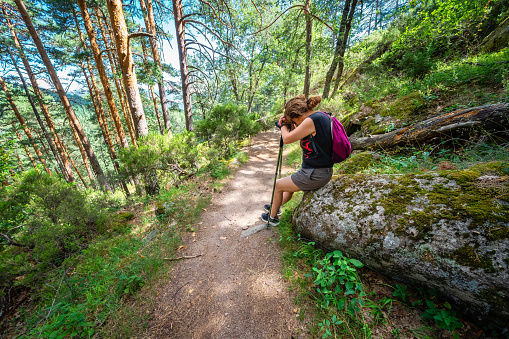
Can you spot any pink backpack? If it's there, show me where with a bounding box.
[320,112,352,163]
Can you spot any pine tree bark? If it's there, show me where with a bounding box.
[75,2,128,149]
[173,0,193,131]
[106,0,149,138]
[13,0,110,190]
[303,0,312,98]
[74,7,130,194]
[140,0,172,134]
[3,10,74,182]
[322,0,357,99]
[95,8,138,148]
[107,0,158,194]
[80,60,131,195]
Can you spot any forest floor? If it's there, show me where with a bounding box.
[144,130,310,338]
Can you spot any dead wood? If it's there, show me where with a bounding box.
[164,254,203,260]
[349,103,509,150]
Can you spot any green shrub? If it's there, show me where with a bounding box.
[0,140,16,187]
[0,170,103,294]
[195,103,262,157]
[397,47,435,78]
[118,132,200,188]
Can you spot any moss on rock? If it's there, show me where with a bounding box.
[467,161,509,176]
[488,227,509,241]
[335,151,380,175]
[452,245,496,273]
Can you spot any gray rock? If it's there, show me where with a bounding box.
[293,168,509,329]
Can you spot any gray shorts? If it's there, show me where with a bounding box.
[291,167,333,192]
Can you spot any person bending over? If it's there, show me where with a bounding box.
[261,94,333,226]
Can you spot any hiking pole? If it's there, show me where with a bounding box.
[267,136,284,229]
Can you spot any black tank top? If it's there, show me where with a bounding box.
[300,112,333,169]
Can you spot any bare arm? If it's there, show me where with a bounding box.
[281,117,315,144]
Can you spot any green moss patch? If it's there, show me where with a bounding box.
[380,175,423,216]
[427,173,509,227]
[380,91,425,118]
[467,161,509,176]
[335,152,379,175]
[452,245,496,273]
[487,227,509,241]
[446,170,480,187]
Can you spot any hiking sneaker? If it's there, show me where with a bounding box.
[264,204,282,216]
[261,212,280,226]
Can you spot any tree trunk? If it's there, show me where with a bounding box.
[322,0,355,99]
[13,0,110,190]
[375,0,379,30]
[107,0,157,194]
[330,0,358,98]
[303,0,312,98]
[74,7,130,194]
[68,118,95,186]
[107,0,149,138]
[75,2,129,149]
[80,61,130,194]
[12,123,38,170]
[63,141,88,188]
[140,0,172,134]
[4,10,74,182]
[95,8,138,148]
[141,40,164,134]
[173,0,193,131]
[350,103,509,150]
[0,75,48,173]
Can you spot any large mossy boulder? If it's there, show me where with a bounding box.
[293,162,509,329]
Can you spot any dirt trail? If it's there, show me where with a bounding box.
[147,131,307,338]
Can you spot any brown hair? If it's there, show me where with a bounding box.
[284,94,322,121]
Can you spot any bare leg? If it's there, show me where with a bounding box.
[270,176,300,218]
[282,192,293,206]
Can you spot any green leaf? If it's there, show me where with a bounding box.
[349,258,363,267]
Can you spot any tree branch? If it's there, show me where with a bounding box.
[249,5,303,36]
[185,20,250,65]
[128,32,155,41]
[0,233,30,248]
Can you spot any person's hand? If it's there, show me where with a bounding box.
[278,116,291,130]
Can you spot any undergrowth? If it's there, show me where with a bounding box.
[276,206,474,338]
[0,148,244,338]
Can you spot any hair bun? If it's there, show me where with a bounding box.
[307,95,322,109]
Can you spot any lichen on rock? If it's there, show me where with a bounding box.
[293,167,509,329]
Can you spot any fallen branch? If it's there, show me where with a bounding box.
[164,254,203,260]
[349,103,509,150]
[0,233,31,248]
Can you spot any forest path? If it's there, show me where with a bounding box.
[146,130,307,338]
